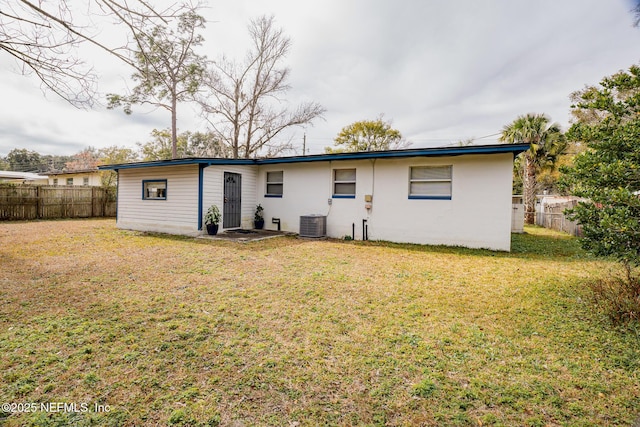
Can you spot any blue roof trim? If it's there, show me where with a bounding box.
[257,143,530,164]
[99,158,254,171]
[98,143,530,170]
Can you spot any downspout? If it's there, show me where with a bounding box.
[115,169,119,223]
[370,158,376,199]
[326,160,333,217]
[362,159,375,240]
[198,164,205,231]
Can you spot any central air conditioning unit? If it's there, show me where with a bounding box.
[299,215,326,238]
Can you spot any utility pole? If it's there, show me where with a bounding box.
[302,133,306,155]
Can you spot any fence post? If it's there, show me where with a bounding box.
[92,187,96,217]
[36,186,41,219]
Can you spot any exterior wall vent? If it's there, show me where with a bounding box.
[299,215,327,238]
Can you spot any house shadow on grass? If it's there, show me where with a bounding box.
[130,225,590,261]
[339,227,591,263]
[128,228,309,251]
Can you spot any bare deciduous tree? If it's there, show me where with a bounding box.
[0,1,190,108]
[199,15,325,159]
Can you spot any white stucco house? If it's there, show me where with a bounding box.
[99,143,529,251]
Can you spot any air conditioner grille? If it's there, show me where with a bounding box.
[299,215,326,238]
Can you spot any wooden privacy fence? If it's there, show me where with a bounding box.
[535,199,583,237]
[0,184,116,220]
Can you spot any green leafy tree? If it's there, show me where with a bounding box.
[108,10,207,159]
[326,117,409,153]
[98,146,139,187]
[5,148,42,172]
[185,131,230,158]
[199,15,325,159]
[511,141,581,196]
[500,114,566,224]
[41,154,72,172]
[138,129,188,161]
[138,129,228,161]
[561,64,640,269]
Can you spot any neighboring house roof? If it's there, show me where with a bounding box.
[47,168,100,176]
[99,143,530,170]
[0,171,48,180]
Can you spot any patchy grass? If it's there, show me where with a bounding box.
[0,219,638,426]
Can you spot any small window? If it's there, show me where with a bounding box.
[53,178,58,186]
[66,178,73,186]
[409,166,452,199]
[83,177,89,186]
[143,180,167,200]
[265,171,283,197]
[333,168,356,198]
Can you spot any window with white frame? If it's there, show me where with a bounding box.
[83,177,89,186]
[53,178,58,186]
[409,166,452,199]
[142,180,167,200]
[265,171,283,197]
[333,168,356,198]
[66,177,73,186]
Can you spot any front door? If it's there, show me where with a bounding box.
[223,172,241,228]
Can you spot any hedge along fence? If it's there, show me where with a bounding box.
[0,184,116,220]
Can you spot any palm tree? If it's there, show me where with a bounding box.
[500,114,566,224]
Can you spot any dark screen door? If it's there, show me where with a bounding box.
[223,172,241,228]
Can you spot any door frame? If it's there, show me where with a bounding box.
[223,171,242,228]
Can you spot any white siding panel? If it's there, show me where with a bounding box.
[202,165,257,230]
[117,165,200,235]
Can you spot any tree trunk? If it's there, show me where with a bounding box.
[171,92,178,159]
[524,155,537,225]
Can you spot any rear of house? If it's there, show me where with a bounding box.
[257,152,515,250]
[101,143,528,251]
[48,169,102,186]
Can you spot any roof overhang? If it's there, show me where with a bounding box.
[0,171,48,180]
[98,143,530,171]
[47,169,99,176]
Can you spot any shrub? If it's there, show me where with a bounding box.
[588,265,640,325]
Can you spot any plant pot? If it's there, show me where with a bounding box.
[206,223,219,235]
[254,219,265,230]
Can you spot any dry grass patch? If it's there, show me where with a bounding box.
[0,219,639,426]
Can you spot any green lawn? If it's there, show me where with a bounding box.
[0,219,638,426]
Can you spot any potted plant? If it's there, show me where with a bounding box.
[254,204,265,229]
[204,204,221,235]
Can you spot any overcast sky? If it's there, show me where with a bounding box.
[1,0,640,158]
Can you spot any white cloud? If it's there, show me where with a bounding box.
[1,0,639,157]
